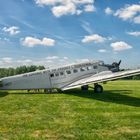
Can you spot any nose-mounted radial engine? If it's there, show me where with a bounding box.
[105,60,122,72]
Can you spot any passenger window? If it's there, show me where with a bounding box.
[87,66,91,70]
[73,69,78,73]
[60,72,64,76]
[50,73,54,77]
[55,73,59,77]
[66,70,71,74]
[80,67,85,72]
[93,66,98,69]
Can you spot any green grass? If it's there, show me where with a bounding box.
[0,80,140,140]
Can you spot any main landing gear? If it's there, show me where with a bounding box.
[94,84,103,93]
[81,85,89,91]
[81,84,103,93]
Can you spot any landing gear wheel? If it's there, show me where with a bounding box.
[57,89,63,93]
[94,84,103,93]
[81,85,89,91]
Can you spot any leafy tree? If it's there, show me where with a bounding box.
[0,65,45,78]
[132,75,140,80]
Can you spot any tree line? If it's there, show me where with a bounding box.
[123,75,140,80]
[0,66,140,79]
[0,65,45,78]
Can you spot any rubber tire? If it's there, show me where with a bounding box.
[94,85,103,93]
[57,89,63,93]
[81,85,89,91]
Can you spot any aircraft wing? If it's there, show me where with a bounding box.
[61,69,140,91]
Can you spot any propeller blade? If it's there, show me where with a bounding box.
[118,60,121,66]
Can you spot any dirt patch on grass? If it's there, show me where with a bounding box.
[96,126,140,138]
[117,126,140,134]
[31,129,75,139]
[31,129,59,139]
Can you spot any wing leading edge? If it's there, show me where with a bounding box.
[61,69,140,91]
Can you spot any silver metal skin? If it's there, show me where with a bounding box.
[0,60,140,91]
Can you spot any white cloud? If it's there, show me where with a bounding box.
[98,49,107,53]
[133,15,140,24]
[23,59,33,63]
[63,56,68,60]
[82,34,106,43]
[2,57,13,63]
[35,0,58,6]
[2,26,20,35]
[35,0,95,17]
[107,37,113,41]
[52,3,76,17]
[111,41,132,51]
[35,0,94,5]
[17,59,33,65]
[105,7,113,15]
[21,36,55,47]
[46,56,59,60]
[76,9,83,15]
[114,4,140,23]
[4,38,10,42]
[73,0,94,4]
[0,56,71,68]
[127,31,140,36]
[76,58,90,63]
[84,4,95,12]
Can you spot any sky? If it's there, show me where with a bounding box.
[0,0,140,68]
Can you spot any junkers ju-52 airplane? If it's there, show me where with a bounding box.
[0,60,140,93]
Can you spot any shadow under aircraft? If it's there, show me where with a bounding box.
[64,89,140,107]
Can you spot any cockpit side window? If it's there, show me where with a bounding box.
[99,61,104,65]
[93,66,98,69]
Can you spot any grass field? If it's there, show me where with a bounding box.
[0,80,140,140]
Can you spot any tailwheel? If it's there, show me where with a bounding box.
[94,84,103,93]
[81,85,89,91]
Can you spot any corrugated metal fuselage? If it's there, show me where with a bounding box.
[0,61,108,90]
